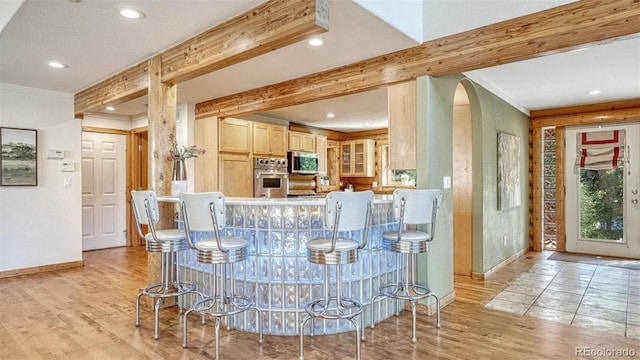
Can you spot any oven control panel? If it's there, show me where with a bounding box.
[254,157,288,170]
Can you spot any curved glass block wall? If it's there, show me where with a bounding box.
[179,198,401,336]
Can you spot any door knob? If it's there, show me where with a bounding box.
[633,198,639,205]
[632,189,638,195]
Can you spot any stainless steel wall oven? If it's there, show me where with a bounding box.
[254,157,288,198]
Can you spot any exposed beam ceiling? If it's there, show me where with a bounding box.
[1,0,638,132]
[195,0,640,119]
[74,0,328,117]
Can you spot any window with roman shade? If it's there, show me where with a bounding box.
[575,130,626,170]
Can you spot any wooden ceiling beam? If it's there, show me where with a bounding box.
[161,0,328,84]
[196,0,640,119]
[530,98,640,119]
[530,107,640,128]
[74,0,328,118]
[422,0,640,75]
[74,62,149,118]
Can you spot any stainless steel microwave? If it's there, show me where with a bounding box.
[287,151,318,174]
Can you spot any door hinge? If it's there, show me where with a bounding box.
[138,145,142,151]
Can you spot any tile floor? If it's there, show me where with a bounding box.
[485,253,640,339]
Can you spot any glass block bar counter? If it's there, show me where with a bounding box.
[178,195,401,336]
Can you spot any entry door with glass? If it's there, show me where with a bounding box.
[565,123,640,258]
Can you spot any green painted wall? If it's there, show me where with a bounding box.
[414,74,530,304]
[472,80,530,273]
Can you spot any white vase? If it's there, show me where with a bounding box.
[171,180,187,197]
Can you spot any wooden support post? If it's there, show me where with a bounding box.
[147,56,177,286]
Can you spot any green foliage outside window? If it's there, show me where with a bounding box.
[391,169,417,183]
[579,168,624,241]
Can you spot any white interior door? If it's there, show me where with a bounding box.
[81,132,126,251]
[565,123,640,258]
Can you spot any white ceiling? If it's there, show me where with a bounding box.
[1,0,638,132]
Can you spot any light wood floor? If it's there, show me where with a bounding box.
[1,247,638,359]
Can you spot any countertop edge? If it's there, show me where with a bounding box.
[158,194,393,205]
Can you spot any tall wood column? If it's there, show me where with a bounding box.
[147,56,177,285]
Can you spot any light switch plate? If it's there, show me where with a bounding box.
[61,159,74,172]
[443,176,451,189]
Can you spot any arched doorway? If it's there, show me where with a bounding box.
[452,82,473,276]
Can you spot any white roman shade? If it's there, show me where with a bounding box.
[575,130,625,170]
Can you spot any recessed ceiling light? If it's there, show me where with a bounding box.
[47,61,68,69]
[364,122,373,127]
[326,112,335,118]
[117,7,145,19]
[588,90,602,95]
[308,38,323,46]
[105,106,115,111]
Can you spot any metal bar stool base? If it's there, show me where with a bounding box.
[371,282,440,343]
[299,296,364,360]
[135,280,197,340]
[183,294,264,359]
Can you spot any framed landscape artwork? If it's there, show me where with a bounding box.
[497,131,520,210]
[1,127,37,186]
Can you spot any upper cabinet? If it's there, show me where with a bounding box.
[288,131,316,152]
[341,139,375,177]
[388,80,417,170]
[316,135,327,174]
[219,118,252,154]
[253,122,287,157]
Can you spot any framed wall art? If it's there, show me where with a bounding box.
[497,131,520,210]
[1,127,37,186]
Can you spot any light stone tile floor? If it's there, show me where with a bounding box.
[485,256,640,339]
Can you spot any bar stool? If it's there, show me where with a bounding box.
[299,190,373,360]
[370,188,442,343]
[131,190,196,340]
[179,192,263,359]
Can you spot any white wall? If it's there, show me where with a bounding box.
[177,102,197,191]
[353,0,423,43]
[82,113,133,131]
[422,0,575,41]
[0,83,82,271]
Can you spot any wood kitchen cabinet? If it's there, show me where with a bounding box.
[288,131,316,152]
[219,118,251,154]
[218,117,252,197]
[253,122,287,157]
[218,153,252,197]
[316,135,327,174]
[341,139,375,177]
[388,80,416,170]
[322,139,340,191]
